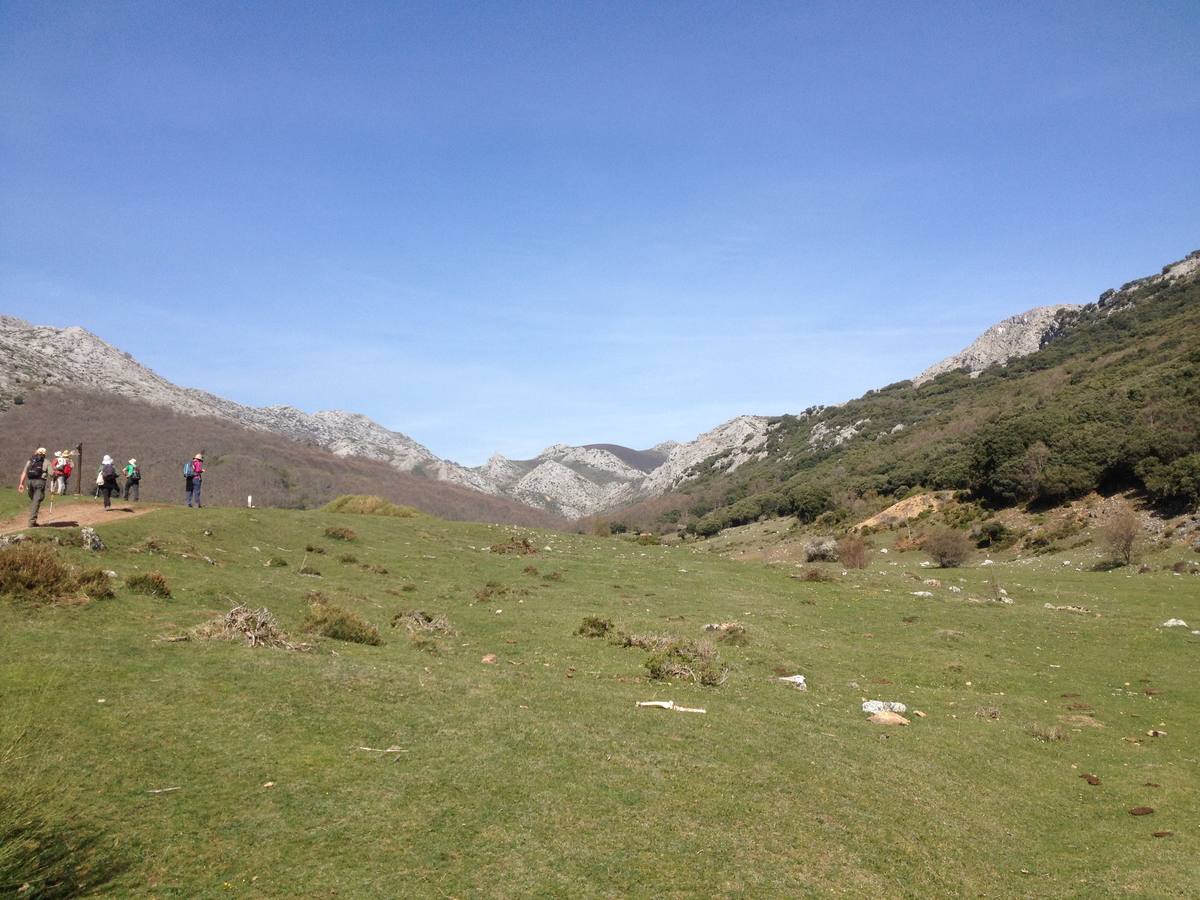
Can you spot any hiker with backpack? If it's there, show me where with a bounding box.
[58,451,73,495]
[99,455,120,509]
[123,458,141,501]
[51,451,67,494]
[185,453,204,508]
[17,447,49,527]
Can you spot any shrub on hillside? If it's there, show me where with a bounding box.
[125,572,172,598]
[322,495,419,517]
[490,536,537,555]
[635,533,661,546]
[576,616,613,638]
[836,535,870,569]
[303,601,382,645]
[644,639,729,686]
[894,532,925,552]
[799,567,835,582]
[0,542,79,604]
[924,528,972,568]
[1102,504,1141,565]
[76,568,115,600]
[266,556,289,567]
[802,537,838,562]
[324,526,358,542]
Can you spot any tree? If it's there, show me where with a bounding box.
[1102,503,1140,565]
[924,527,972,568]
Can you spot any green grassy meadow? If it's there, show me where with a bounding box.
[2,492,1198,897]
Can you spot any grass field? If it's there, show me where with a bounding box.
[1,490,1197,897]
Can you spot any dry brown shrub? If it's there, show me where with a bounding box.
[836,535,870,569]
[611,631,676,652]
[489,536,538,555]
[0,542,80,605]
[125,571,171,598]
[894,533,926,552]
[1102,504,1140,565]
[799,567,835,582]
[324,526,358,542]
[391,609,455,636]
[924,528,972,567]
[178,605,303,650]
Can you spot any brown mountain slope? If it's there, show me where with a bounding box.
[0,389,566,528]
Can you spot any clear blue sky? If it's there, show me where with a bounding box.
[2,1,1198,465]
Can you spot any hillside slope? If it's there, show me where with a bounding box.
[612,251,1200,535]
[0,389,565,527]
[0,316,766,518]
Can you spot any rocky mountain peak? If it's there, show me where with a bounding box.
[913,304,1081,386]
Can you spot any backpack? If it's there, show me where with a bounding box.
[184,460,195,477]
[128,465,140,481]
[26,455,45,480]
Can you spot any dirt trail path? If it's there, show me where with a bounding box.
[0,499,162,535]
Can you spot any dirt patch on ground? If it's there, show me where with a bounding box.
[0,500,161,536]
[855,492,956,531]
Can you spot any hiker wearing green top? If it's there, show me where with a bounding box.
[123,458,141,501]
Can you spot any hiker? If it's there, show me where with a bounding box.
[99,455,120,509]
[58,451,73,495]
[123,458,141,501]
[185,453,204,508]
[17,447,49,527]
[51,451,67,494]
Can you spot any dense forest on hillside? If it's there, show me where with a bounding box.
[612,256,1200,536]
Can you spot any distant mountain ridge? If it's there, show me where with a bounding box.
[5,249,1195,521]
[0,316,769,518]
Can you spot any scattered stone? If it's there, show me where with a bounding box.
[79,527,105,551]
[911,591,934,597]
[1152,831,1174,838]
[948,585,962,593]
[1146,729,1166,737]
[1128,807,1154,816]
[1081,773,1101,786]
[1044,603,1094,615]
[981,559,994,566]
[868,711,909,726]
[913,710,927,718]
[1160,618,1188,628]
[776,674,807,691]
[480,654,498,664]
[863,700,907,714]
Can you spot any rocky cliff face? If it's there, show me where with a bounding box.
[0,316,769,518]
[913,251,1200,387]
[912,304,1081,386]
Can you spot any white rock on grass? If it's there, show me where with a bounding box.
[863,700,907,714]
[1161,618,1188,628]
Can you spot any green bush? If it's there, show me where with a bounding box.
[125,572,172,598]
[924,528,972,568]
[303,601,382,645]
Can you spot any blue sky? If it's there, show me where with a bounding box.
[2,1,1198,465]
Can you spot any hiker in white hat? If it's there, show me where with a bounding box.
[98,455,120,510]
[17,447,49,526]
[123,458,142,502]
